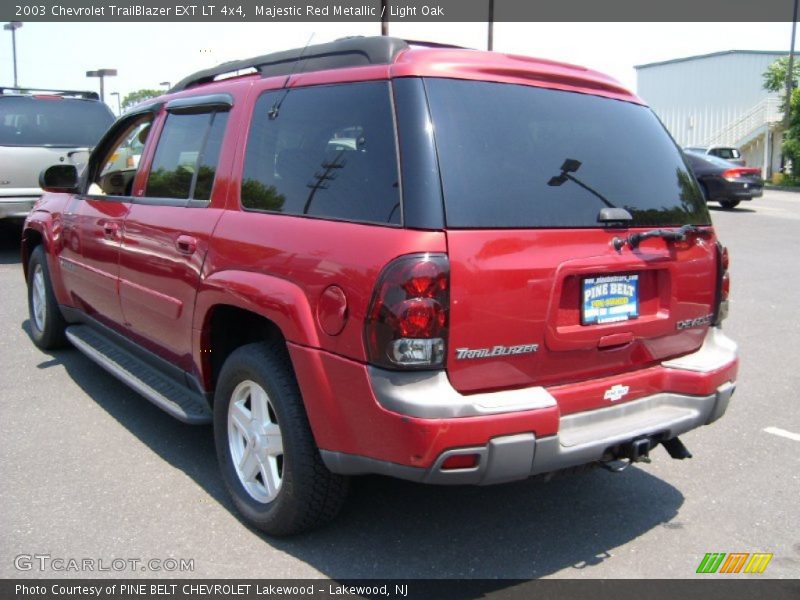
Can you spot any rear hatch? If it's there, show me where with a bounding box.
[424,78,717,414]
[0,95,113,197]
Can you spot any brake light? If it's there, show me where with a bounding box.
[365,253,449,369]
[722,167,760,181]
[714,244,730,325]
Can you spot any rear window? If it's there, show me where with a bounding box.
[0,96,113,147]
[424,78,710,228]
[712,147,740,159]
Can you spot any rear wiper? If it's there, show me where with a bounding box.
[614,224,708,251]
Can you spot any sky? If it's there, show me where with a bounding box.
[0,21,792,114]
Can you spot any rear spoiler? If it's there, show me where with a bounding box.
[0,87,99,100]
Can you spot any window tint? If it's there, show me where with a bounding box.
[145,111,228,200]
[241,82,401,224]
[425,78,710,228]
[0,97,113,147]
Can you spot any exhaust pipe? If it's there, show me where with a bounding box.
[662,437,693,460]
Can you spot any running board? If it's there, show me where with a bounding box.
[65,325,212,424]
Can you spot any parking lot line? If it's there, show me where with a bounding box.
[763,427,800,442]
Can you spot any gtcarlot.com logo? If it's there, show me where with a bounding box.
[696,552,773,574]
[14,554,195,573]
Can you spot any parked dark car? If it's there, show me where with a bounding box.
[684,150,763,209]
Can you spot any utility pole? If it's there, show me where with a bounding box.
[488,0,494,51]
[4,22,22,87]
[785,0,799,126]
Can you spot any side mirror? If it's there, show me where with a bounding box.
[39,165,79,193]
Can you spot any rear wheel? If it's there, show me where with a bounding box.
[719,199,740,209]
[213,341,348,535]
[27,245,68,349]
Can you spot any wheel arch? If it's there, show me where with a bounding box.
[193,270,321,394]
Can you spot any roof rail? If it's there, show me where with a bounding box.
[170,36,410,92]
[0,87,100,100]
[403,39,468,50]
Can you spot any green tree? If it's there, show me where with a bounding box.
[762,56,800,93]
[121,89,163,110]
[764,56,800,179]
[781,87,800,177]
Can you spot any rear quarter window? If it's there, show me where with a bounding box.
[240,82,401,225]
[424,78,710,228]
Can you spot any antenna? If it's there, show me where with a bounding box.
[269,32,315,120]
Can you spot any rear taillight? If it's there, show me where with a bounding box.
[365,253,449,369]
[722,167,760,181]
[714,244,730,325]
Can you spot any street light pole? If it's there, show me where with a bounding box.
[110,91,121,116]
[86,68,117,103]
[3,21,22,87]
[159,81,171,90]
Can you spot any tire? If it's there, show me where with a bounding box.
[213,341,349,536]
[27,245,68,350]
[719,199,740,209]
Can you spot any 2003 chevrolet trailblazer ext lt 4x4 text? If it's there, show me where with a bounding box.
[23,37,738,535]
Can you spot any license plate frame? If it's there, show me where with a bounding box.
[581,274,640,325]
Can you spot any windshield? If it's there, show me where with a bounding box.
[0,96,113,147]
[424,78,710,228]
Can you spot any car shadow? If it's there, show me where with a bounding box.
[0,222,23,265]
[26,321,685,582]
[708,205,756,214]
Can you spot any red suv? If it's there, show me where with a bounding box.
[23,37,738,535]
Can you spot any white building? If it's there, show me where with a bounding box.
[636,50,784,177]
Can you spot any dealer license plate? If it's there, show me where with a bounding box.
[582,274,639,325]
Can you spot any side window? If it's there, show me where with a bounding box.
[241,82,401,225]
[144,111,229,202]
[88,116,153,197]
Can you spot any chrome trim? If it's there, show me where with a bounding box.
[368,367,557,419]
[661,327,738,373]
[531,383,734,475]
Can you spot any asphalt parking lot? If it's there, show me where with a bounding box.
[1,191,798,581]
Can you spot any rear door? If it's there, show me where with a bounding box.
[424,78,718,414]
[118,95,234,371]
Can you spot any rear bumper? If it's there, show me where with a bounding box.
[0,196,38,219]
[289,327,738,483]
[321,382,735,484]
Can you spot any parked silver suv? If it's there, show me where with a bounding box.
[0,88,114,221]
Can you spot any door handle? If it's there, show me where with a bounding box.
[176,235,198,255]
[102,221,120,238]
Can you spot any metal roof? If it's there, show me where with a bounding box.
[635,49,786,70]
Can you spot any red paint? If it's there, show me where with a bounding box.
[24,41,735,473]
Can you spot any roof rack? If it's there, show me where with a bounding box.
[0,87,100,100]
[170,36,411,92]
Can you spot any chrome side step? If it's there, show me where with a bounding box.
[65,325,212,424]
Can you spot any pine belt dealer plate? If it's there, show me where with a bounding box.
[582,274,639,325]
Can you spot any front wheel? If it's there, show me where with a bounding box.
[27,245,68,349]
[719,199,740,209]
[213,341,349,535]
